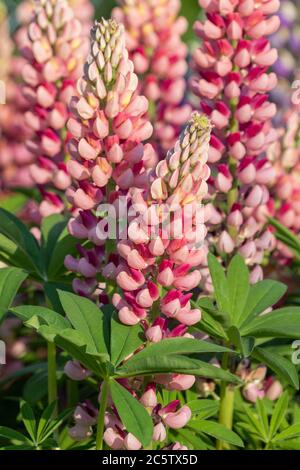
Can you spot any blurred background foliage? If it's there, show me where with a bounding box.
[4,0,201,43]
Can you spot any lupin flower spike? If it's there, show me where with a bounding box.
[21,0,89,218]
[66,17,156,293]
[190,0,280,290]
[112,0,191,155]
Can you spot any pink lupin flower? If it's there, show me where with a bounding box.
[112,0,191,154]
[159,400,192,429]
[191,0,279,283]
[19,0,90,217]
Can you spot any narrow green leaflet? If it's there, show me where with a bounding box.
[119,337,231,365]
[110,313,144,366]
[227,254,249,325]
[0,426,30,444]
[239,280,287,328]
[11,305,70,331]
[252,347,299,389]
[0,267,28,322]
[256,399,269,440]
[110,379,153,447]
[37,402,57,442]
[187,399,219,419]
[227,326,255,357]
[0,208,43,275]
[270,392,289,438]
[116,355,241,383]
[207,254,230,314]
[240,307,300,339]
[58,291,109,356]
[20,401,36,443]
[188,420,244,447]
[173,428,209,450]
[273,423,300,442]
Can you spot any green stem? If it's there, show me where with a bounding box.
[96,379,110,450]
[216,352,235,450]
[47,341,58,417]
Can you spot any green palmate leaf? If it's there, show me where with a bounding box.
[0,426,30,444]
[227,255,249,325]
[239,280,287,328]
[207,254,230,315]
[195,298,228,338]
[110,379,153,447]
[227,326,255,357]
[0,267,28,322]
[240,307,300,339]
[116,355,241,383]
[188,420,244,447]
[273,423,300,442]
[0,208,43,275]
[11,305,70,331]
[252,347,299,389]
[120,337,231,365]
[187,399,219,419]
[20,401,36,443]
[39,409,72,444]
[270,392,289,438]
[110,313,144,366]
[58,291,109,356]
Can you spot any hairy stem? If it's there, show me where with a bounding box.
[47,341,58,417]
[216,352,235,450]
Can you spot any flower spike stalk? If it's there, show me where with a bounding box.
[191,0,280,290]
[20,0,89,219]
[112,0,191,155]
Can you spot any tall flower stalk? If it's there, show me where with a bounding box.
[112,0,191,155]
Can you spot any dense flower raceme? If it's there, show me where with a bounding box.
[112,0,191,155]
[269,0,300,115]
[20,0,90,218]
[15,0,94,49]
[190,0,280,291]
[0,2,33,190]
[267,108,300,261]
[65,17,157,293]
